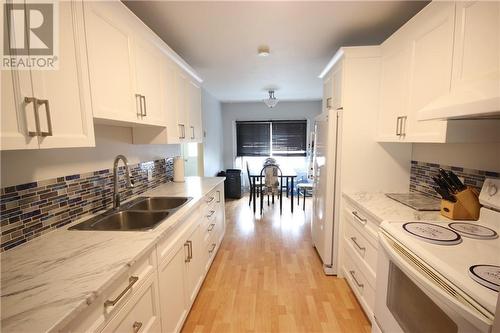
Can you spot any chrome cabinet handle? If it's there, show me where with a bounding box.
[132,321,143,333]
[351,211,367,225]
[36,99,52,137]
[395,116,401,136]
[326,97,332,109]
[208,223,215,232]
[190,126,195,139]
[178,124,183,139]
[206,196,215,203]
[349,270,364,289]
[401,115,407,136]
[104,276,139,308]
[216,190,221,203]
[141,95,147,117]
[208,243,216,253]
[24,97,41,137]
[184,240,192,262]
[206,210,215,218]
[336,106,343,110]
[350,237,366,253]
[135,94,142,117]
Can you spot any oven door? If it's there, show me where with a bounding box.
[374,232,493,333]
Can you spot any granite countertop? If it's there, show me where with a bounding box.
[343,192,449,224]
[0,177,225,333]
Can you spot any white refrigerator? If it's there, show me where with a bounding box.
[311,108,343,275]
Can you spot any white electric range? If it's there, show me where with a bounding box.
[373,178,500,333]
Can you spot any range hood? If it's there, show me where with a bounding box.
[418,76,500,121]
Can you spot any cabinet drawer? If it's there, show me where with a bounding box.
[342,248,375,321]
[342,201,378,244]
[343,219,378,277]
[62,249,156,332]
[102,273,161,333]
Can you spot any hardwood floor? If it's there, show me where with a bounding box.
[182,194,371,333]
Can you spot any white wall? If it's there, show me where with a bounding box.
[202,89,224,176]
[412,143,500,172]
[220,100,322,169]
[0,125,180,187]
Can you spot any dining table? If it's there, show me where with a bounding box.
[248,166,298,214]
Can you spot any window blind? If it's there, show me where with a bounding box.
[236,122,271,156]
[272,120,307,156]
[236,120,307,157]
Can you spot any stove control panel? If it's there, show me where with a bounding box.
[479,178,500,211]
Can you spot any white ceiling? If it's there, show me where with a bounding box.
[124,1,428,102]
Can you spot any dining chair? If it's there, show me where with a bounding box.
[259,164,283,215]
[246,162,263,206]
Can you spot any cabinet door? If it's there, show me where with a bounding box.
[163,58,181,143]
[330,61,343,110]
[185,223,204,305]
[187,80,202,142]
[322,73,333,112]
[452,1,500,86]
[405,2,454,142]
[158,244,188,333]
[175,71,189,142]
[33,1,94,149]
[133,37,165,126]
[377,40,411,142]
[0,2,39,150]
[84,1,136,123]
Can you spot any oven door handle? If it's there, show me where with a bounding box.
[378,232,494,329]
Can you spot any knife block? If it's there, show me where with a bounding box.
[440,187,480,220]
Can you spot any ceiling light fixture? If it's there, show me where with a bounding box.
[258,45,270,57]
[263,90,278,108]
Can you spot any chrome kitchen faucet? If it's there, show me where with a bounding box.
[113,155,134,209]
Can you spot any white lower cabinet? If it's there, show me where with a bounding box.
[340,198,379,323]
[63,184,226,333]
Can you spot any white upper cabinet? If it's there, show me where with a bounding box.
[377,2,500,143]
[85,0,203,140]
[377,34,411,142]
[1,0,94,151]
[132,34,166,126]
[84,1,137,124]
[187,80,203,142]
[405,2,454,142]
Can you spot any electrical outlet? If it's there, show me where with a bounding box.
[147,169,153,181]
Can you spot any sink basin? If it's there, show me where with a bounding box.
[125,197,191,211]
[69,210,170,231]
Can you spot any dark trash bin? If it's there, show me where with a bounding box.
[224,169,242,199]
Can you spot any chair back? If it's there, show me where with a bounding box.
[260,164,282,194]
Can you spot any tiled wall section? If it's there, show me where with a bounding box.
[410,160,500,198]
[0,158,174,252]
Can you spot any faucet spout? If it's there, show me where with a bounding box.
[113,155,134,209]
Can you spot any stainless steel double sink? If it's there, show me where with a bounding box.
[69,197,192,231]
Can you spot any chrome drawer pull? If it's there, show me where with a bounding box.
[184,240,192,262]
[351,211,367,225]
[208,243,216,253]
[208,223,215,232]
[104,276,139,308]
[206,210,215,218]
[206,196,215,203]
[133,321,143,333]
[349,270,364,289]
[350,237,366,253]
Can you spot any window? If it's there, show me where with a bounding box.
[236,122,271,156]
[236,120,307,157]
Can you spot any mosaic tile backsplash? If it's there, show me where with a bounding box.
[409,160,499,198]
[0,157,174,252]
